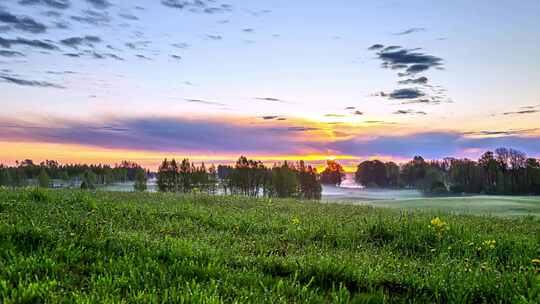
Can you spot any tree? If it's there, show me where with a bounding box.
[134,169,147,192]
[0,168,12,187]
[355,160,387,187]
[38,169,51,188]
[157,158,176,192]
[81,170,97,190]
[179,159,192,193]
[271,162,299,198]
[296,161,322,200]
[385,162,401,188]
[400,156,428,188]
[11,168,27,187]
[478,151,498,193]
[320,160,346,186]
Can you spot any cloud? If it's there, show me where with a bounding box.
[363,120,398,125]
[172,42,189,49]
[18,0,70,10]
[71,10,110,25]
[46,70,76,75]
[118,13,138,20]
[0,36,58,50]
[261,116,279,120]
[394,27,426,35]
[203,5,232,14]
[398,76,428,85]
[388,88,425,99]
[519,104,540,110]
[170,54,182,60]
[369,44,448,104]
[406,64,430,74]
[368,44,384,50]
[89,51,123,61]
[0,116,321,154]
[370,45,443,73]
[383,45,401,52]
[0,50,24,57]
[393,109,427,115]
[242,28,254,33]
[2,117,539,159]
[255,97,286,103]
[0,11,47,33]
[185,98,227,106]
[43,11,63,17]
[161,0,231,14]
[502,109,540,115]
[125,40,151,50]
[136,54,151,60]
[0,75,65,88]
[85,0,111,9]
[324,114,346,118]
[332,132,540,159]
[60,35,101,48]
[206,34,222,40]
[345,106,355,110]
[400,97,444,105]
[463,128,539,136]
[353,111,364,115]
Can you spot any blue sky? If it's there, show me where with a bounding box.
[1,0,539,167]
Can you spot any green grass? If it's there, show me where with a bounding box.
[364,196,540,217]
[1,188,539,303]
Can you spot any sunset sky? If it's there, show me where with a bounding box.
[1,0,539,169]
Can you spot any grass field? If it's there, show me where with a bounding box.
[337,196,540,218]
[1,188,539,303]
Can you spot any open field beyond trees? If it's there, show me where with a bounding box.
[1,189,539,303]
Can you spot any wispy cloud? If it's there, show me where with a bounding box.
[18,0,71,10]
[85,0,111,10]
[393,109,427,115]
[0,36,58,50]
[0,10,47,33]
[0,50,24,57]
[0,75,65,88]
[185,98,227,106]
[60,35,101,48]
[394,27,426,35]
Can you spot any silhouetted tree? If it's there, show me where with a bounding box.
[320,160,346,186]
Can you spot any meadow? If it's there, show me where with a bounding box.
[0,188,539,303]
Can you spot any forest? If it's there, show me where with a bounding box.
[158,156,322,200]
[1,147,540,197]
[0,159,147,190]
[355,148,540,195]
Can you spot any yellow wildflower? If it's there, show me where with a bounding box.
[482,240,496,250]
[429,217,449,236]
[532,258,540,265]
[291,216,301,225]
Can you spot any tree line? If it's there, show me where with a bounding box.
[354,148,540,195]
[0,159,147,190]
[158,156,322,200]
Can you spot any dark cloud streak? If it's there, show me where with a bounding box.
[0,10,47,33]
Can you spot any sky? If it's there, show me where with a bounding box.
[1,0,539,170]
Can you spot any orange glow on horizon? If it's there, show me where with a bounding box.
[0,141,382,171]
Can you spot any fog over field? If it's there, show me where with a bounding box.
[101,173,540,217]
